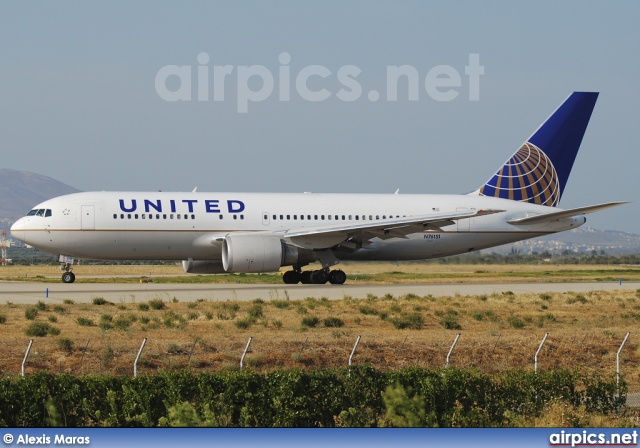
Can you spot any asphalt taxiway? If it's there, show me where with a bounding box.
[1,281,638,304]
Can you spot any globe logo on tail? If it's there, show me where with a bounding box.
[479,142,560,206]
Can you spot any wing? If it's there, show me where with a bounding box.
[282,208,505,250]
[507,201,628,225]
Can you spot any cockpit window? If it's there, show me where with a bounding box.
[27,209,52,217]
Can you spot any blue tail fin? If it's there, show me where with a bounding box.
[478,92,599,206]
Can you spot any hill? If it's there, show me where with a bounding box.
[0,169,80,230]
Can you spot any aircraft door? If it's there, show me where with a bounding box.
[262,212,270,226]
[81,205,95,230]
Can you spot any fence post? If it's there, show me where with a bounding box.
[79,340,90,373]
[617,332,630,400]
[134,338,147,378]
[22,339,33,377]
[297,336,308,360]
[349,335,361,366]
[446,333,460,368]
[535,333,549,374]
[240,336,252,370]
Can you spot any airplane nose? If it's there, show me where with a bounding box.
[10,218,26,243]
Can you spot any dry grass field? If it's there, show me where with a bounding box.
[1,262,640,284]
[1,279,639,391]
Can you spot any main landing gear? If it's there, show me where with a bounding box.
[282,269,347,285]
[58,255,76,283]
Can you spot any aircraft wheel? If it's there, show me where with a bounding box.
[310,270,328,284]
[329,269,347,285]
[282,270,300,284]
[300,271,313,284]
[62,272,75,283]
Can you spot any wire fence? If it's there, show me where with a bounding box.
[3,330,637,395]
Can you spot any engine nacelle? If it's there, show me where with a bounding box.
[182,258,226,274]
[222,234,314,273]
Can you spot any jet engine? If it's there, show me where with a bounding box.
[222,234,315,273]
[182,259,226,274]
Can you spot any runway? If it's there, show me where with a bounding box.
[1,280,638,304]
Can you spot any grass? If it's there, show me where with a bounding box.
[2,263,640,284]
[0,271,638,390]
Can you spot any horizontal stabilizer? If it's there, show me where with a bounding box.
[507,202,628,225]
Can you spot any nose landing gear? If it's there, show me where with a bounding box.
[58,255,76,283]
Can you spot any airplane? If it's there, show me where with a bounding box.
[10,92,626,285]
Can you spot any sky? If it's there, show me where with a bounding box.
[1,1,638,232]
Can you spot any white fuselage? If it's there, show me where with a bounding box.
[10,191,585,263]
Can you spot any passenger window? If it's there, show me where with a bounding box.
[233,215,237,220]
[135,214,138,219]
[272,215,276,220]
[113,214,117,219]
[142,215,146,219]
[128,214,132,219]
[355,216,359,220]
[240,215,244,220]
[219,215,223,219]
[314,215,318,220]
[280,215,284,220]
[300,215,304,220]
[287,215,290,220]
[307,215,311,220]
[163,214,167,219]
[120,214,124,219]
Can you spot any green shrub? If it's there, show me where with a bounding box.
[234,318,253,329]
[76,317,95,327]
[509,316,526,329]
[25,307,38,320]
[36,301,49,311]
[439,315,461,330]
[0,314,6,324]
[540,293,552,302]
[138,303,150,311]
[113,317,131,331]
[92,297,109,305]
[57,338,73,351]
[301,316,320,328]
[567,295,588,305]
[25,322,57,337]
[62,299,74,305]
[389,313,424,330]
[48,316,57,323]
[149,299,166,310]
[53,305,66,314]
[359,305,378,315]
[323,317,344,328]
[248,304,264,319]
[271,300,290,309]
